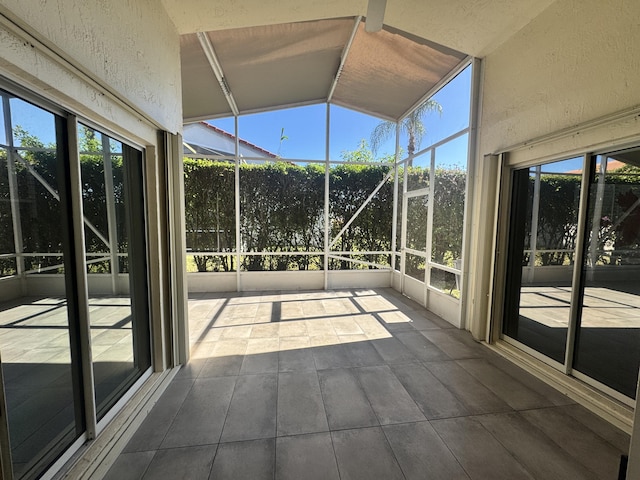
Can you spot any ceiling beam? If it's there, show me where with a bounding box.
[196,31,240,116]
[327,16,362,104]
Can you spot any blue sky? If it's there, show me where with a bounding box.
[6,65,475,168]
[209,65,473,165]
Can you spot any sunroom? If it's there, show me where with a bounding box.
[0,0,639,479]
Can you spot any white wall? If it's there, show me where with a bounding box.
[479,0,640,156]
[0,0,182,141]
[468,0,640,339]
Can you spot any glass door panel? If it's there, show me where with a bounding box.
[79,125,151,420]
[574,150,640,398]
[503,158,582,364]
[0,95,83,479]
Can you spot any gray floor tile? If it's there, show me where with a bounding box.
[278,348,316,372]
[370,337,417,364]
[332,427,404,480]
[431,417,534,480]
[394,331,450,361]
[477,412,599,479]
[276,433,340,480]
[103,451,155,480]
[341,339,385,367]
[124,379,194,452]
[277,371,328,436]
[220,374,277,442]
[488,354,574,406]
[317,368,378,429]
[142,445,217,480]
[162,376,236,448]
[561,404,631,452]
[312,344,352,370]
[420,330,487,359]
[209,438,274,480]
[199,355,244,378]
[521,407,626,479]
[425,361,512,415]
[390,362,469,419]
[240,352,279,374]
[456,358,553,410]
[356,365,425,424]
[173,359,207,380]
[383,421,470,480]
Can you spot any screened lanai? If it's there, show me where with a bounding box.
[181,17,477,328]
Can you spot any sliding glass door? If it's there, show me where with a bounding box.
[573,150,640,398]
[502,148,640,400]
[0,87,151,479]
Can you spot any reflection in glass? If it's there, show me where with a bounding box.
[0,95,82,479]
[503,158,582,363]
[574,151,640,398]
[79,124,150,420]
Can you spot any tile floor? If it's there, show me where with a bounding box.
[105,288,630,480]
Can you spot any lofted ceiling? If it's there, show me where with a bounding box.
[165,0,556,122]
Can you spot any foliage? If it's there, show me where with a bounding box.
[370,99,442,164]
[0,125,128,276]
[182,156,466,273]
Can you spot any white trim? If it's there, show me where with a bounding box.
[327,16,361,103]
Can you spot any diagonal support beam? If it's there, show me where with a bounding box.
[197,31,239,117]
[330,168,394,248]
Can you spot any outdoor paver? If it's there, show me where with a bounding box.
[332,427,404,480]
[161,376,236,448]
[209,438,275,480]
[317,368,378,430]
[390,362,469,419]
[383,421,470,480]
[141,445,217,480]
[477,412,600,479]
[277,371,328,436]
[276,433,340,480]
[431,416,535,480]
[220,374,277,442]
[425,361,513,415]
[355,365,425,424]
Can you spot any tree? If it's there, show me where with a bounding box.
[370,99,442,166]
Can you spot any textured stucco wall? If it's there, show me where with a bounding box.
[479,0,640,156]
[0,0,181,138]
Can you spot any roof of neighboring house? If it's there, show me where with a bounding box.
[183,121,277,158]
[566,159,627,174]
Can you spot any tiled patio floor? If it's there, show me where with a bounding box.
[105,288,630,479]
